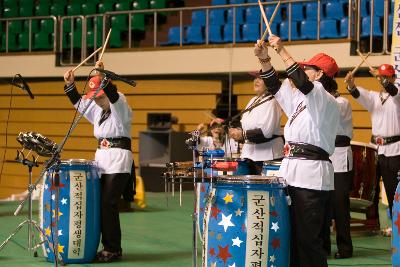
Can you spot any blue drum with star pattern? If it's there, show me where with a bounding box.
[202,175,290,267]
[39,159,101,263]
[392,173,400,266]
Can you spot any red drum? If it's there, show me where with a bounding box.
[350,141,378,208]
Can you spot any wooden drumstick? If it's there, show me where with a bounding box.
[99,29,112,61]
[356,49,376,74]
[72,46,103,72]
[258,0,273,37]
[350,51,371,76]
[259,1,281,45]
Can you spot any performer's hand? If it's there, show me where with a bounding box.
[95,61,104,70]
[268,35,283,53]
[254,40,269,59]
[229,128,243,142]
[344,71,355,88]
[64,69,74,86]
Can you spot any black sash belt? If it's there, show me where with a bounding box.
[285,142,331,161]
[371,135,400,146]
[98,137,131,151]
[335,135,351,147]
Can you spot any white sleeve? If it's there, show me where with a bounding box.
[274,78,294,117]
[337,97,352,126]
[109,93,132,125]
[260,100,282,138]
[355,86,375,112]
[74,98,97,125]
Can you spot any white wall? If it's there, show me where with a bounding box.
[0,42,390,78]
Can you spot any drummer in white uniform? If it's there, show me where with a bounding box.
[228,72,284,174]
[345,64,400,222]
[63,62,133,262]
[255,35,340,267]
[329,82,354,259]
[197,118,239,158]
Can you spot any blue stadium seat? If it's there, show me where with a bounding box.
[227,7,245,25]
[360,0,370,16]
[211,0,227,5]
[245,7,261,24]
[388,14,393,34]
[191,10,206,26]
[361,16,382,37]
[185,25,204,44]
[241,23,260,42]
[162,26,181,45]
[287,3,304,22]
[246,0,258,3]
[265,4,282,23]
[324,2,345,19]
[223,23,241,42]
[320,19,339,39]
[391,0,395,13]
[373,0,384,17]
[280,21,300,41]
[339,17,349,38]
[208,25,224,43]
[305,2,318,20]
[230,0,245,4]
[261,22,279,37]
[300,19,317,40]
[209,9,226,26]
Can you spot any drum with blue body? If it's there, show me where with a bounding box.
[262,160,282,177]
[202,175,290,267]
[392,174,400,266]
[39,159,101,263]
[197,160,251,237]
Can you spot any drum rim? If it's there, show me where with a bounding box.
[216,175,286,184]
[263,160,282,166]
[350,141,377,150]
[60,159,97,165]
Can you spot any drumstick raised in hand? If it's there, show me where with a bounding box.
[349,51,371,77]
[72,46,103,72]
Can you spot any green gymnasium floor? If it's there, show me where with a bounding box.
[0,192,393,267]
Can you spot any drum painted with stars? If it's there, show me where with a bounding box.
[391,174,400,266]
[202,175,290,267]
[39,159,101,263]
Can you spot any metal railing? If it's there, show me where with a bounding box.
[356,0,393,54]
[0,0,393,60]
[0,15,57,53]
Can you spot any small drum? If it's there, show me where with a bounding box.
[350,141,378,208]
[202,175,290,267]
[392,175,400,266]
[262,160,282,176]
[39,159,101,263]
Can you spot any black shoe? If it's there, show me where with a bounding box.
[334,251,352,259]
[95,250,122,263]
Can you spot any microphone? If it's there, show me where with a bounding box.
[95,69,136,87]
[16,74,34,99]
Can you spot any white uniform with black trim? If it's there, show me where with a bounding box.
[75,93,133,174]
[330,96,353,172]
[355,87,400,156]
[240,95,284,161]
[275,79,340,191]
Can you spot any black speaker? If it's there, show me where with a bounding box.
[139,131,193,192]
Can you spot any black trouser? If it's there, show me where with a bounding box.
[100,173,130,253]
[288,186,330,267]
[331,171,353,255]
[378,154,400,217]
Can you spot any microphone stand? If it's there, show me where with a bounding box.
[7,76,108,266]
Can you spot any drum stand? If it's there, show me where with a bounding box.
[0,151,46,257]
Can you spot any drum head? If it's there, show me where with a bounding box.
[217,175,285,184]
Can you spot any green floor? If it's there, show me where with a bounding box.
[0,192,393,267]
